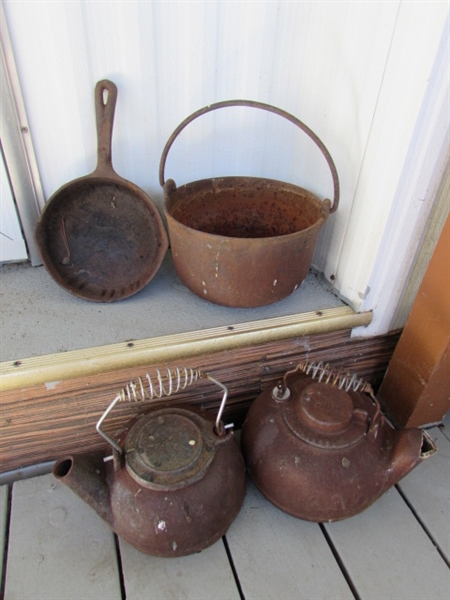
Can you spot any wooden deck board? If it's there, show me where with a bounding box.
[1,418,449,600]
[324,486,450,600]
[397,426,450,562]
[440,411,450,442]
[225,482,353,600]
[119,538,240,600]
[3,474,122,600]
[0,484,8,577]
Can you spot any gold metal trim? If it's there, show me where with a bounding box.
[0,306,371,392]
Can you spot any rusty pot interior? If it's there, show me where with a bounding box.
[168,177,325,239]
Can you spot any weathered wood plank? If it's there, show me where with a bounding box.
[225,481,353,600]
[397,426,450,562]
[4,473,121,600]
[119,537,240,600]
[440,410,450,442]
[0,329,399,473]
[325,487,450,600]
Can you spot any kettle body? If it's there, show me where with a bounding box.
[53,371,246,556]
[241,365,436,522]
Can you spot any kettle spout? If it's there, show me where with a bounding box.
[53,453,113,526]
[386,428,437,487]
[419,429,438,459]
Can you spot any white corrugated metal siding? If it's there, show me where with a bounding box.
[2,1,448,332]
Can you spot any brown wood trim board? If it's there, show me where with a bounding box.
[378,211,450,427]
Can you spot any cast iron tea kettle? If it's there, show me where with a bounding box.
[241,361,436,522]
[53,368,246,557]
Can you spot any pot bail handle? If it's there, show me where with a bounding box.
[94,79,118,175]
[159,99,340,214]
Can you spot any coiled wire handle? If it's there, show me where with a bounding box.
[273,360,380,430]
[97,367,229,454]
[285,361,375,395]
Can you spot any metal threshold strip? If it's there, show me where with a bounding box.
[0,306,371,392]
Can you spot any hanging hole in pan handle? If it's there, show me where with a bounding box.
[159,99,340,214]
[94,79,118,173]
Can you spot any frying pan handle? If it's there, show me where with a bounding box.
[94,80,118,174]
[159,99,339,213]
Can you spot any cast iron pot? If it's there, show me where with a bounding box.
[160,100,339,308]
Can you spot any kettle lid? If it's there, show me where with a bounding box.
[124,407,217,490]
[283,381,369,449]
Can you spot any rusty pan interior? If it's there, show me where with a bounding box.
[36,80,168,302]
[36,176,168,302]
[167,177,325,239]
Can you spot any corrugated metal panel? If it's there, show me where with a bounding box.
[2,2,397,268]
[0,149,27,262]
[2,1,448,323]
